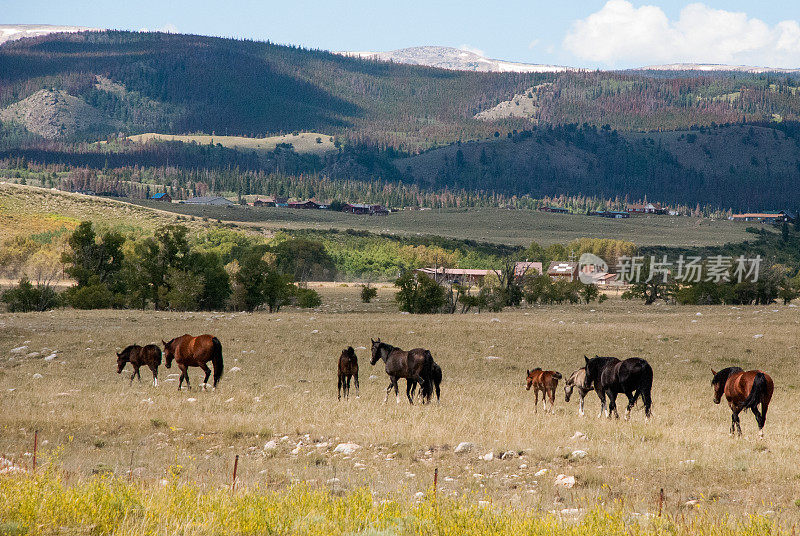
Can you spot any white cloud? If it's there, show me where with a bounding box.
[528,39,540,49]
[459,44,486,57]
[564,1,800,68]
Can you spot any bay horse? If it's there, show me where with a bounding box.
[711,367,774,437]
[338,346,359,400]
[370,338,433,404]
[564,367,592,416]
[163,334,224,390]
[117,344,162,386]
[584,355,653,421]
[408,361,443,404]
[525,368,562,414]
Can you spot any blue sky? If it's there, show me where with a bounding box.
[3,1,800,68]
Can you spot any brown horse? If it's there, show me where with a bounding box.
[338,346,359,400]
[407,360,442,404]
[526,368,562,414]
[370,338,433,404]
[163,334,224,390]
[117,344,162,386]
[711,367,774,437]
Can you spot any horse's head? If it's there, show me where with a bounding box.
[564,380,574,401]
[370,338,382,365]
[583,355,604,385]
[116,350,127,374]
[525,369,534,391]
[162,339,174,368]
[710,368,724,404]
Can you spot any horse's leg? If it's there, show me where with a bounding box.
[607,390,619,419]
[129,365,137,386]
[149,365,158,387]
[758,400,769,438]
[383,380,393,404]
[354,373,360,398]
[597,390,606,419]
[345,375,352,399]
[624,390,638,421]
[733,410,743,437]
[179,365,190,391]
[393,377,401,404]
[578,390,585,417]
[338,374,342,400]
[549,388,556,414]
[533,389,539,413]
[199,363,212,391]
[730,411,736,435]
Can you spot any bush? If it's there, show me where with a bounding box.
[360,285,378,303]
[394,271,446,314]
[65,280,115,309]
[295,287,322,308]
[2,278,61,312]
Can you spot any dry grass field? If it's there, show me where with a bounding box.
[125,132,337,155]
[1,286,799,530]
[130,201,755,248]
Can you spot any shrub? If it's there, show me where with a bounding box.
[64,280,115,309]
[295,287,322,308]
[360,285,378,303]
[394,271,446,314]
[2,278,61,312]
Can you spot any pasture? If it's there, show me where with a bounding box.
[124,132,337,155]
[1,286,799,528]
[129,201,755,247]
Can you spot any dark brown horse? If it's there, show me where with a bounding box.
[163,334,224,390]
[564,367,592,416]
[526,368,562,414]
[584,355,653,421]
[711,367,774,437]
[338,346,359,400]
[370,338,433,404]
[407,361,442,404]
[117,344,162,386]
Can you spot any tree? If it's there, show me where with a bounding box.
[360,285,378,303]
[621,259,677,305]
[231,246,294,312]
[394,271,446,314]
[2,278,61,312]
[61,221,125,291]
[271,238,336,281]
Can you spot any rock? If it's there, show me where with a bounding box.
[560,508,583,516]
[263,440,277,451]
[753,334,764,339]
[229,367,241,373]
[186,398,197,403]
[32,373,43,379]
[44,354,56,362]
[415,491,425,499]
[534,468,548,476]
[225,397,234,403]
[333,443,360,455]
[501,451,517,460]
[570,431,587,441]
[570,450,588,460]
[10,346,28,354]
[554,474,576,489]
[481,452,494,461]
[26,352,40,359]
[519,463,527,469]
[490,318,501,323]
[454,442,474,454]
[685,499,701,507]
[484,356,502,360]
[291,446,301,455]
[326,477,340,484]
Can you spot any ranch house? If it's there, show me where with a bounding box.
[729,211,792,223]
[547,261,579,282]
[182,196,234,206]
[626,202,666,214]
[253,197,276,207]
[150,192,172,202]
[288,200,320,209]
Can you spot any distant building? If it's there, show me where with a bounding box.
[626,202,666,214]
[342,203,389,215]
[416,267,491,286]
[150,192,172,202]
[182,196,234,206]
[288,200,320,209]
[538,206,570,214]
[589,210,630,219]
[274,196,289,207]
[253,197,276,207]
[729,211,792,223]
[547,261,580,282]
[514,261,543,278]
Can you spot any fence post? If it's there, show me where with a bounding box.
[658,488,664,517]
[232,454,239,492]
[32,430,38,473]
[433,467,438,499]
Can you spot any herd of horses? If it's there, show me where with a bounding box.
[116,334,774,437]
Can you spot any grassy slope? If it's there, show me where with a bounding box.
[125,131,337,155]
[0,295,798,524]
[130,199,752,247]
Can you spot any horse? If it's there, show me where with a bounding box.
[584,355,653,421]
[525,368,562,414]
[370,338,433,404]
[407,361,442,404]
[564,367,592,416]
[117,344,162,386]
[163,334,224,390]
[338,346,359,400]
[711,367,774,438]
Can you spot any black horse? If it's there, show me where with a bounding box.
[117,344,162,386]
[408,361,442,403]
[370,338,433,404]
[584,355,653,421]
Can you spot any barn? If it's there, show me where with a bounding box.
[150,192,172,202]
[182,196,234,206]
[547,261,579,282]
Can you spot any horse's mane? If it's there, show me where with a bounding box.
[713,367,744,385]
[119,344,140,355]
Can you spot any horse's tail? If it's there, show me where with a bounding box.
[420,350,435,400]
[639,361,654,417]
[552,371,563,380]
[742,372,767,411]
[211,337,224,387]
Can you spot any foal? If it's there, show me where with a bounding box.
[338,346,359,400]
[525,368,562,414]
[711,367,774,437]
[117,344,162,386]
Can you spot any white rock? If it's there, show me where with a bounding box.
[326,478,339,484]
[570,450,588,460]
[415,491,424,499]
[490,318,501,323]
[454,442,474,454]
[570,431,587,441]
[291,446,301,455]
[519,463,527,469]
[26,352,40,359]
[333,443,360,455]
[229,367,241,373]
[186,398,197,403]
[753,334,764,339]
[263,440,277,450]
[225,397,234,403]
[32,373,43,379]
[695,312,702,316]
[484,356,502,360]
[481,452,494,461]
[311,330,319,334]
[501,451,517,460]
[560,508,583,516]
[10,346,28,354]
[44,354,57,362]
[554,474,576,489]
[534,468,548,476]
